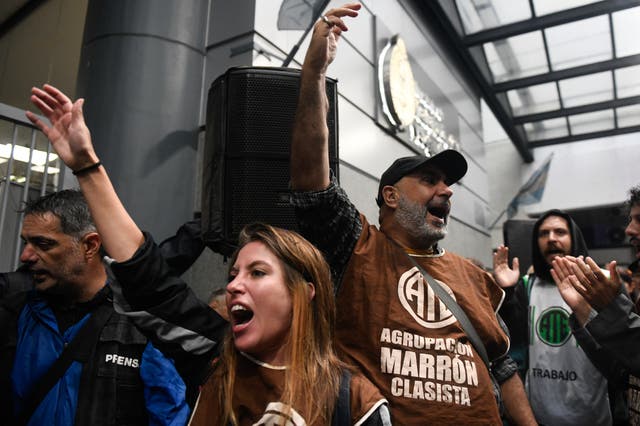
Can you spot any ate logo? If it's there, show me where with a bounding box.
[536,307,571,346]
[398,267,457,329]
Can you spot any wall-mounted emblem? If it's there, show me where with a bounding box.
[378,35,417,129]
[378,35,460,156]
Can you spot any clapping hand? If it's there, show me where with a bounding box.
[551,256,620,325]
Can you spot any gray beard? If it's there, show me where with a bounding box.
[395,195,447,244]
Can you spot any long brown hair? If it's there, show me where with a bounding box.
[216,223,344,425]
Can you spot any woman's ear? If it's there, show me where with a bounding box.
[307,282,316,301]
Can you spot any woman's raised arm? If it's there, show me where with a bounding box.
[26,84,144,261]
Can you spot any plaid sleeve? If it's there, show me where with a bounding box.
[290,177,362,289]
[491,314,517,383]
[491,354,519,384]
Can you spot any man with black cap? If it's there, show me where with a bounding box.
[289,3,534,425]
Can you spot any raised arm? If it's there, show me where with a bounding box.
[290,3,360,191]
[26,84,143,261]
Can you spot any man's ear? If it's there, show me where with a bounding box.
[82,232,102,259]
[307,282,316,301]
[382,185,399,208]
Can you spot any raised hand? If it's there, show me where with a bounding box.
[25,84,98,172]
[303,3,361,75]
[26,84,144,260]
[492,245,520,288]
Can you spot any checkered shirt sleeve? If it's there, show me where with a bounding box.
[490,354,519,384]
[290,178,362,288]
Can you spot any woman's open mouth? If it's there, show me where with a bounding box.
[230,304,254,331]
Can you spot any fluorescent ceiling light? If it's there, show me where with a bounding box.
[0,144,58,166]
[31,165,60,174]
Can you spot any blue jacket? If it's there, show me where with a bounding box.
[2,284,190,426]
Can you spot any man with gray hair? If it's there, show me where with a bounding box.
[0,189,189,425]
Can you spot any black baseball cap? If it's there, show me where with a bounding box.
[376,149,468,206]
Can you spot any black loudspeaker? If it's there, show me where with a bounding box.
[503,219,536,275]
[568,205,629,249]
[201,67,339,256]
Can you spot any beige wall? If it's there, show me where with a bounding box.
[0,0,87,110]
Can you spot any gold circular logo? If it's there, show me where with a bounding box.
[379,35,417,129]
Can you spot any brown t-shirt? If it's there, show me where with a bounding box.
[189,353,387,425]
[335,217,509,425]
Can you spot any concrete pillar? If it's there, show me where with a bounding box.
[77,0,209,239]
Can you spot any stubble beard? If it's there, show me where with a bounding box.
[39,246,88,299]
[396,195,447,245]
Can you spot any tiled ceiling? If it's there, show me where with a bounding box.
[411,0,640,162]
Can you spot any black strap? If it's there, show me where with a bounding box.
[15,304,113,426]
[332,369,351,426]
[404,254,491,369]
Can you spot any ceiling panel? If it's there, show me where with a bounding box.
[615,64,640,97]
[612,6,640,57]
[569,109,615,134]
[617,104,640,127]
[415,0,640,156]
[507,82,559,115]
[558,71,613,108]
[532,0,600,16]
[545,15,611,71]
[483,30,548,82]
[456,0,532,34]
[524,117,568,140]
